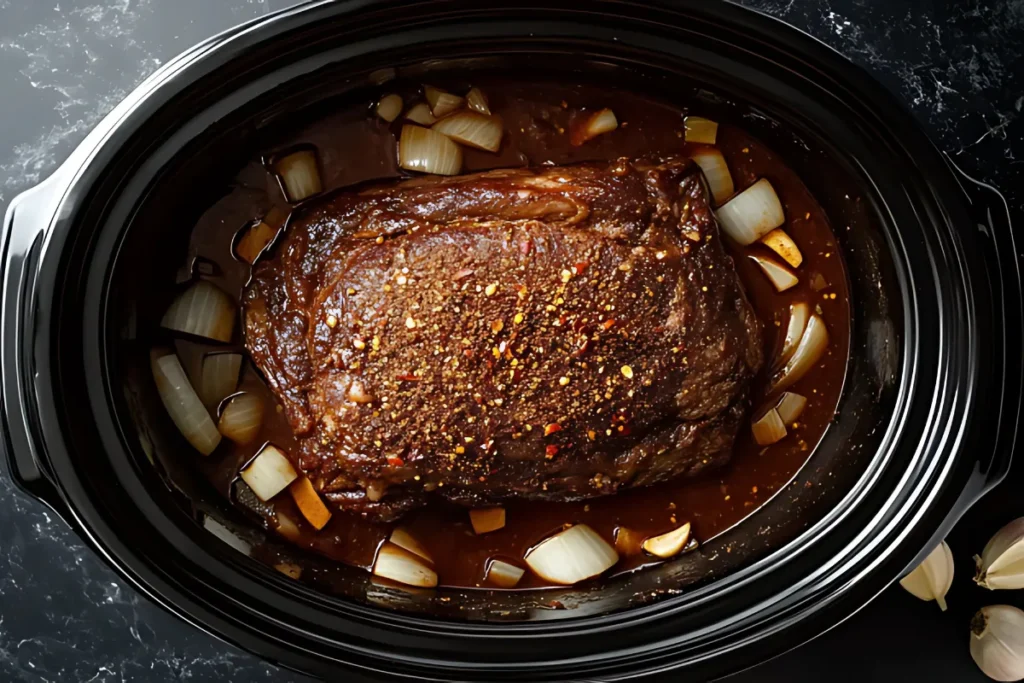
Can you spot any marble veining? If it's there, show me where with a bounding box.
[0,1,1020,681]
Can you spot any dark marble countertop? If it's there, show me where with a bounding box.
[0,1,1021,681]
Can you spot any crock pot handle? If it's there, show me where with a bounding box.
[944,154,1021,494]
[1,179,74,522]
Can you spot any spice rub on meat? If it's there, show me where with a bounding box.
[244,156,763,521]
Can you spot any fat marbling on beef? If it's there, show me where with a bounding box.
[244,156,763,521]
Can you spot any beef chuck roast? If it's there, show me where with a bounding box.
[244,156,763,521]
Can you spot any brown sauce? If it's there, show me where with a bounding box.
[171,80,849,589]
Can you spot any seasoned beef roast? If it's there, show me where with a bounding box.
[244,156,763,521]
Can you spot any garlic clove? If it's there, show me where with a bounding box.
[899,540,954,611]
[970,605,1024,682]
[975,518,1024,590]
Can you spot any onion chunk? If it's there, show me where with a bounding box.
[775,391,808,425]
[716,178,785,245]
[469,507,506,535]
[424,86,464,118]
[217,393,264,445]
[761,228,803,267]
[241,444,298,502]
[465,87,492,115]
[373,542,438,588]
[691,148,735,205]
[399,125,463,175]
[778,302,810,370]
[433,111,504,152]
[750,254,798,292]
[752,408,787,446]
[289,476,332,530]
[389,527,432,562]
[404,102,437,126]
[684,116,719,144]
[161,280,235,343]
[272,149,322,203]
[571,108,618,146]
[486,559,525,588]
[236,207,286,264]
[642,522,693,559]
[525,524,618,585]
[614,526,645,557]
[376,94,403,122]
[773,314,829,391]
[198,352,242,410]
[152,352,222,455]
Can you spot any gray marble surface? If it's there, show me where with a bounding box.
[0,1,1021,681]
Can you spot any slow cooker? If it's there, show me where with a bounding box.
[1,0,1020,680]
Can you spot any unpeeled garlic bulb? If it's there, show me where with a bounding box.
[975,518,1024,590]
[899,540,954,611]
[970,605,1024,681]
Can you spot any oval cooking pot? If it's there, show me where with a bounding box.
[1,0,1020,680]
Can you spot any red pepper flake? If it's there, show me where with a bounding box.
[386,456,404,467]
[544,423,563,436]
[574,338,591,356]
[396,374,420,381]
[463,349,475,358]
[572,261,589,275]
[545,444,560,458]
[520,239,533,255]
[602,319,617,331]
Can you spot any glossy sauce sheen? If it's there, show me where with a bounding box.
[178,81,850,589]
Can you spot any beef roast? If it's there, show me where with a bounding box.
[244,156,763,521]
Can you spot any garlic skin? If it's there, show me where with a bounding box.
[975,518,1024,590]
[970,605,1024,682]
[899,540,954,611]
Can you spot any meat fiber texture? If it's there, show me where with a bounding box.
[244,156,763,521]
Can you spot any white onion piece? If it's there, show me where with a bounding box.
[376,94,403,122]
[750,254,798,292]
[778,302,810,369]
[275,562,302,579]
[289,477,332,530]
[642,522,692,559]
[524,524,618,585]
[752,408,787,446]
[486,559,525,588]
[690,148,735,205]
[684,116,718,144]
[236,207,286,264]
[773,314,829,391]
[390,527,432,562]
[217,393,264,445]
[572,108,618,145]
[373,542,438,588]
[399,125,463,175]
[716,178,785,245]
[432,111,503,152]
[424,86,464,117]
[465,87,492,115]
[469,507,506,535]
[275,512,301,541]
[273,149,322,203]
[152,353,221,455]
[775,392,807,425]
[161,280,235,343]
[761,228,803,267]
[614,526,644,557]
[198,352,242,410]
[404,102,437,126]
[240,444,298,502]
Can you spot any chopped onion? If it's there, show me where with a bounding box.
[198,352,242,410]
[404,102,437,126]
[469,507,506,535]
[274,562,302,579]
[373,542,438,588]
[432,111,504,152]
[614,526,645,557]
[773,314,829,391]
[716,178,785,245]
[775,391,808,425]
[151,352,222,456]
[389,527,432,562]
[161,280,236,343]
[571,108,618,146]
[486,559,525,588]
[524,524,618,585]
[289,476,332,530]
[275,512,300,541]
[273,149,322,203]
[424,86,464,117]
[240,444,298,502]
[752,408,787,446]
[376,93,403,122]
[684,116,719,144]
[465,87,491,115]
[750,254,798,292]
[217,393,264,445]
[778,302,810,369]
[810,272,829,291]
[761,228,803,267]
[399,125,463,175]
[642,522,692,559]
[690,148,735,205]
[236,207,286,264]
